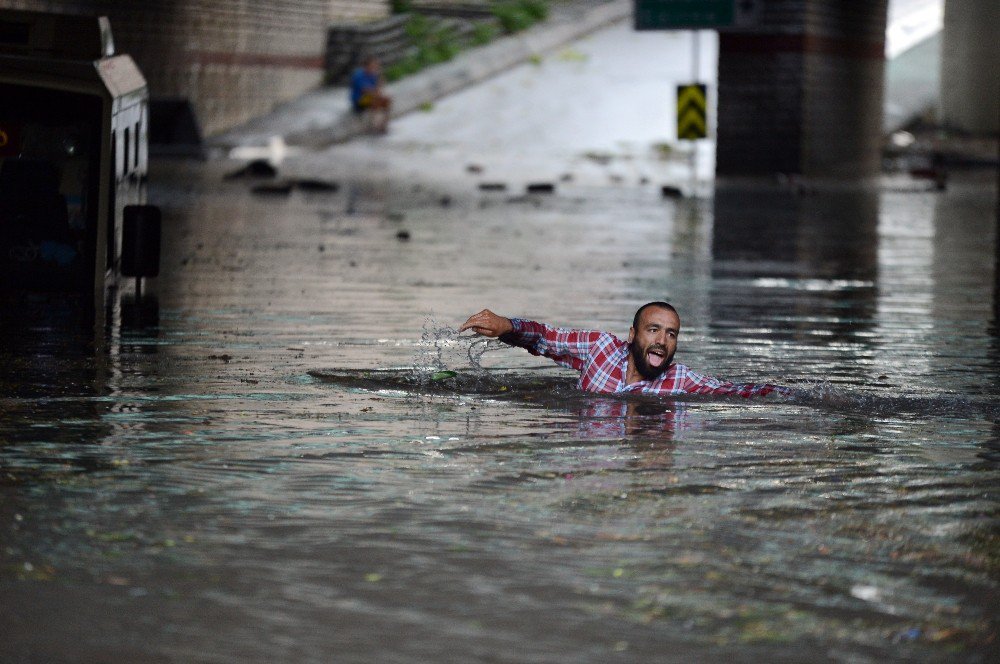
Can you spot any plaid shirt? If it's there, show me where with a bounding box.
[500,318,788,398]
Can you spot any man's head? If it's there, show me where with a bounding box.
[363,56,381,73]
[628,302,680,380]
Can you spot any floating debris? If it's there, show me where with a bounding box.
[526,183,555,194]
[251,182,293,196]
[396,230,411,241]
[224,159,277,180]
[294,179,339,192]
[479,182,507,192]
[583,151,613,165]
[660,185,683,199]
[556,48,588,63]
[652,142,673,159]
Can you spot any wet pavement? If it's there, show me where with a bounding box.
[3,20,999,664]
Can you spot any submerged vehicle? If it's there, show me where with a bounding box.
[0,9,160,310]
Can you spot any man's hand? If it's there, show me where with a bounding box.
[459,309,513,337]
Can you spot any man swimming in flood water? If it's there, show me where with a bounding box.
[459,302,789,397]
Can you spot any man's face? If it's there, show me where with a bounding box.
[628,306,680,380]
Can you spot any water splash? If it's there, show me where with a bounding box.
[418,318,457,371]
[466,337,509,370]
[792,381,1000,420]
[414,319,513,390]
[308,367,576,398]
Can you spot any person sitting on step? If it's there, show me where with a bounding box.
[350,56,392,134]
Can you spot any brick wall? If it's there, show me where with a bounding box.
[716,0,887,179]
[0,0,391,135]
[329,0,393,22]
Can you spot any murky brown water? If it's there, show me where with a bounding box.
[1,161,998,662]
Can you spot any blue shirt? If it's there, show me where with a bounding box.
[350,69,379,108]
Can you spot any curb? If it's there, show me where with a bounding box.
[211,0,631,151]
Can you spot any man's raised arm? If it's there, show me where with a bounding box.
[459,309,513,337]
[459,310,606,372]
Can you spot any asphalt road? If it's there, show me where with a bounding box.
[287,21,720,190]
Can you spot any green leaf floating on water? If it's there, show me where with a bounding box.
[430,370,458,381]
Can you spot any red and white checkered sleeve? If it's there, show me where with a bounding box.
[501,319,604,371]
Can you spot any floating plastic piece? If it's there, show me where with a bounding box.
[294,179,339,192]
[224,159,277,180]
[251,182,292,195]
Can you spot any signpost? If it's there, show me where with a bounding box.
[676,84,707,140]
[634,0,760,192]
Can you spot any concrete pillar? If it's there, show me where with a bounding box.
[716,0,887,180]
[940,0,999,134]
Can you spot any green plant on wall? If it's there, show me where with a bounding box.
[492,0,550,33]
[470,22,500,46]
[384,0,550,82]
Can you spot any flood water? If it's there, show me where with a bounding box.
[1,162,998,662]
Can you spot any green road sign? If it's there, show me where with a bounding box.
[636,0,731,29]
[676,83,707,140]
[635,0,758,30]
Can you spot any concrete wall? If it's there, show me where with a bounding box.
[0,0,391,136]
[940,0,999,134]
[716,0,887,179]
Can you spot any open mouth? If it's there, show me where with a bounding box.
[646,347,666,368]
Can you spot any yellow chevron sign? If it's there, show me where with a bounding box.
[676,83,707,140]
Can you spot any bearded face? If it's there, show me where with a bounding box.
[628,306,680,381]
[629,336,674,380]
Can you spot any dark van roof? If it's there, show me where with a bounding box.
[0,10,145,102]
[0,9,114,60]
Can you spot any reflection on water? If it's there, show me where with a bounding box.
[0,167,997,662]
[711,189,880,392]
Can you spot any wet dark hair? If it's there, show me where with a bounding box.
[632,301,678,331]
